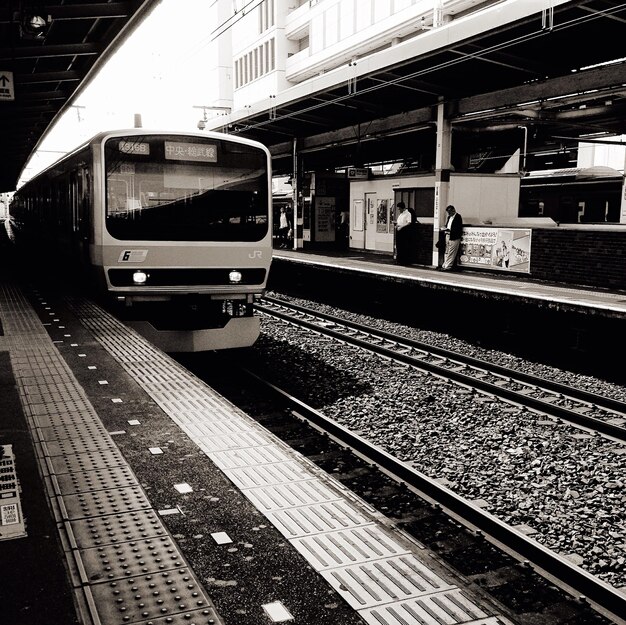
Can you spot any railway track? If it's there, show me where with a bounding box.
[190,360,626,624]
[257,296,626,442]
[200,295,626,623]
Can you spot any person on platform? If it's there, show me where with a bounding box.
[339,209,350,248]
[277,206,291,249]
[441,205,463,271]
[395,202,413,265]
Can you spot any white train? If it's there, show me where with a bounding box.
[10,129,273,351]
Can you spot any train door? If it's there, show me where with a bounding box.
[364,192,376,250]
[78,167,91,264]
[71,168,91,267]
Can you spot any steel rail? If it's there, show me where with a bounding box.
[243,367,626,625]
[261,296,626,414]
[259,299,626,442]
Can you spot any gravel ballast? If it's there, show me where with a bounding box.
[251,293,626,589]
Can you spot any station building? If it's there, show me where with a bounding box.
[202,1,625,288]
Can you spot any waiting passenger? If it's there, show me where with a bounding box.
[440,204,463,271]
[395,202,413,265]
[278,207,291,249]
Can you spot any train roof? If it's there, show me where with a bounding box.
[523,166,623,182]
[17,129,271,190]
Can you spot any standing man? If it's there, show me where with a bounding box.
[277,206,291,249]
[395,201,412,264]
[441,204,463,270]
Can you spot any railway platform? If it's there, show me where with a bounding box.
[0,276,514,625]
[271,248,626,318]
[269,248,625,383]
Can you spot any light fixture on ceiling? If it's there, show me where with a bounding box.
[18,11,52,39]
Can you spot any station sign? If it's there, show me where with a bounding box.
[347,167,369,179]
[0,71,15,101]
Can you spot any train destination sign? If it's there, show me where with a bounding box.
[165,141,217,162]
[119,141,150,155]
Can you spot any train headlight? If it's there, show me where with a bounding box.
[228,270,243,284]
[133,270,148,285]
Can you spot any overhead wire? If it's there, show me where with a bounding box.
[211,0,266,41]
[229,2,626,134]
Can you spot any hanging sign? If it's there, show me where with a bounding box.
[0,71,15,101]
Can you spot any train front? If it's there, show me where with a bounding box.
[97,131,272,352]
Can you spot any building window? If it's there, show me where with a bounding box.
[259,0,275,33]
[234,37,276,89]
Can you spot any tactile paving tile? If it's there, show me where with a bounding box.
[360,590,495,625]
[171,405,245,425]
[48,448,128,475]
[160,398,235,420]
[13,361,72,378]
[195,430,274,453]
[227,461,314,489]
[267,500,373,538]
[292,525,410,569]
[323,554,456,609]
[43,435,119,458]
[60,485,152,519]
[55,466,139,495]
[27,396,96,417]
[21,381,87,404]
[173,403,249,423]
[111,608,221,625]
[88,568,215,625]
[152,388,216,406]
[31,409,100,430]
[69,510,167,548]
[79,536,186,582]
[210,445,293,470]
[16,372,72,388]
[146,379,207,393]
[37,420,110,443]
[169,419,249,438]
[242,479,344,512]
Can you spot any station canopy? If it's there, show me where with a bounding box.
[2,1,626,190]
[0,0,160,192]
[214,0,626,175]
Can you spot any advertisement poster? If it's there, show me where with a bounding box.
[376,199,389,233]
[458,227,531,273]
[315,196,336,241]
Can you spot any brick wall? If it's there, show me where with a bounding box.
[529,228,626,291]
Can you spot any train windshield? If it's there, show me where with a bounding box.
[104,135,269,241]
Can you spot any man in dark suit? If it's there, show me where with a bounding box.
[441,205,463,270]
